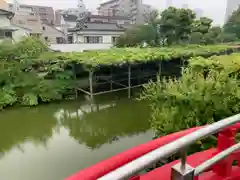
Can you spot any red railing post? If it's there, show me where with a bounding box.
[212,127,236,177]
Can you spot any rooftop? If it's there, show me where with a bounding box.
[99,0,119,6]
[0,8,14,15]
[90,14,131,20]
[62,14,78,22]
[62,13,131,23]
[69,21,125,32]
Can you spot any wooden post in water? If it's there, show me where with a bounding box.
[110,67,113,91]
[128,64,131,98]
[72,64,78,98]
[158,61,162,75]
[89,70,94,99]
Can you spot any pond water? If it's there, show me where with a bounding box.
[0,93,153,180]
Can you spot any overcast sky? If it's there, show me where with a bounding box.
[7,0,227,25]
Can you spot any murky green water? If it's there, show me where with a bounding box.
[0,94,152,180]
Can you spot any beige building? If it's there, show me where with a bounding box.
[41,23,66,44]
[10,11,42,35]
[8,2,55,24]
[97,0,153,24]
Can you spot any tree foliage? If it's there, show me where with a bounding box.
[118,6,240,47]
[224,6,240,39]
[116,25,156,47]
[159,7,196,45]
[0,37,74,109]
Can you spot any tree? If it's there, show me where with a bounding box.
[144,10,159,25]
[159,7,196,45]
[192,17,213,34]
[216,33,238,43]
[224,6,240,39]
[209,26,222,37]
[116,25,156,47]
[189,32,203,44]
[202,32,216,44]
[143,10,161,45]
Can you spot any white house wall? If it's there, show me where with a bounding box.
[74,31,124,44]
[13,27,30,41]
[0,14,11,26]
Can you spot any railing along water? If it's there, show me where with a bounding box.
[98,114,240,180]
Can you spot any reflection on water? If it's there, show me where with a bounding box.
[0,95,152,180]
[54,103,116,122]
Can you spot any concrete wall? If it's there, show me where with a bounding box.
[50,43,113,52]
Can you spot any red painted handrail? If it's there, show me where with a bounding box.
[65,127,202,180]
[65,123,240,180]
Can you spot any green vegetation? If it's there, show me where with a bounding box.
[140,53,240,137]
[117,7,240,47]
[0,37,75,109]
[39,45,235,68]
[224,6,240,40]
[0,35,238,110]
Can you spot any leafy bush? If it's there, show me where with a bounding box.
[21,93,38,106]
[36,80,63,103]
[0,36,48,60]
[140,54,240,137]
[0,86,17,109]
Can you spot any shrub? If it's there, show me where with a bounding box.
[140,54,240,137]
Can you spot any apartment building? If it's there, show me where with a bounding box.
[8,3,54,24]
[97,0,148,24]
[225,0,240,22]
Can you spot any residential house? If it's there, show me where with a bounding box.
[0,8,15,41]
[41,23,66,44]
[68,21,126,44]
[0,8,31,42]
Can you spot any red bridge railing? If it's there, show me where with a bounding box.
[66,114,240,180]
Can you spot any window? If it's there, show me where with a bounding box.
[56,37,64,44]
[5,32,12,38]
[44,36,48,41]
[84,36,103,44]
[42,26,46,30]
[68,36,73,44]
[112,36,119,44]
